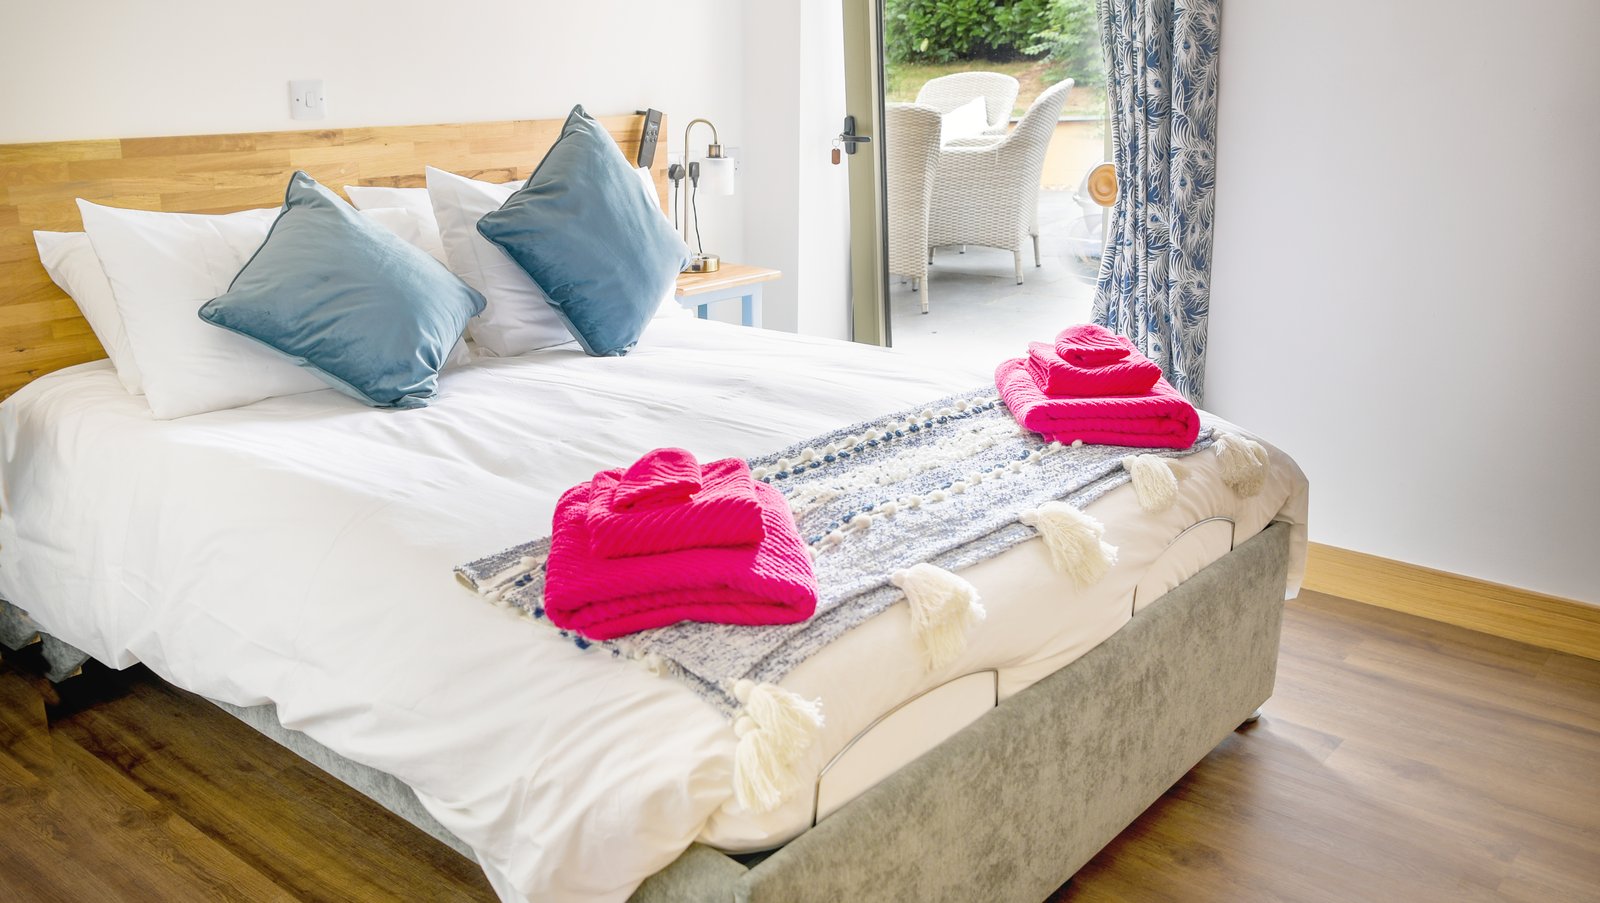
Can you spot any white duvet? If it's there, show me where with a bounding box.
[0,318,1306,902]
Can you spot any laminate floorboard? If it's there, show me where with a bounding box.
[1,590,1595,902]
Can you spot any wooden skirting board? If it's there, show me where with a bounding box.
[1304,543,1600,661]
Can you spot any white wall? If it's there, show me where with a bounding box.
[739,2,852,338]
[0,0,745,258]
[1209,0,1600,602]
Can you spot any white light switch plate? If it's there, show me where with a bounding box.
[288,80,326,121]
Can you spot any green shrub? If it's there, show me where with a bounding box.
[883,0,1056,63]
[1024,0,1103,85]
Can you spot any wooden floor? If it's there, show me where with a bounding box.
[2,591,1597,902]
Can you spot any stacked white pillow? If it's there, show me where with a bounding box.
[75,201,327,419]
[47,202,460,417]
[423,167,572,357]
[43,166,677,416]
[348,167,675,357]
[33,231,145,394]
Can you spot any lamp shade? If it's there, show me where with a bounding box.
[699,155,736,196]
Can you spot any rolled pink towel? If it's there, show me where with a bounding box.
[585,454,766,559]
[611,447,703,511]
[1026,341,1162,397]
[1055,323,1134,367]
[996,357,1200,449]
[546,480,817,640]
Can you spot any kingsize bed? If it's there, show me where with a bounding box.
[0,113,1308,902]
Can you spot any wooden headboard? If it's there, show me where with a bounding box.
[0,112,669,398]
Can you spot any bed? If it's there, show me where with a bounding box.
[0,113,1308,902]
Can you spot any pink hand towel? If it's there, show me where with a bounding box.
[546,480,818,640]
[996,357,1200,449]
[611,447,703,511]
[585,456,766,559]
[1026,341,1162,397]
[1055,323,1134,367]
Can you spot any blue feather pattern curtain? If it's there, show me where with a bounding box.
[1093,0,1219,403]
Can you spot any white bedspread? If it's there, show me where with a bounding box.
[0,318,1306,902]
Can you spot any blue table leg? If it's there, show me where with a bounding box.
[740,293,754,328]
[697,303,709,320]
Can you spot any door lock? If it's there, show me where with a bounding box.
[836,116,872,155]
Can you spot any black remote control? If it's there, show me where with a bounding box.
[637,109,663,168]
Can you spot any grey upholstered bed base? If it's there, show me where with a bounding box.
[0,522,1290,902]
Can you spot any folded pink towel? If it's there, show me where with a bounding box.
[586,454,766,559]
[1026,341,1162,397]
[546,480,818,640]
[611,447,703,511]
[996,357,1200,449]
[1055,323,1133,367]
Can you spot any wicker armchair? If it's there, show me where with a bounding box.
[915,72,1020,138]
[927,79,1073,284]
[885,103,943,313]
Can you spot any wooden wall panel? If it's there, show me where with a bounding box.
[0,114,669,398]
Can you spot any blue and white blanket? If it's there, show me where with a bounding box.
[456,387,1214,716]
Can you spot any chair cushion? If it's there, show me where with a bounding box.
[941,97,990,141]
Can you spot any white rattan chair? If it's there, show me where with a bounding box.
[927,79,1073,284]
[915,72,1020,138]
[885,103,943,314]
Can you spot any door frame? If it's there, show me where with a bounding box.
[841,0,891,347]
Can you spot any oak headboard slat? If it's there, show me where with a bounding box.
[0,113,668,398]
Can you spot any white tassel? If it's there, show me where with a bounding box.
[1214,431,1269,497]
[1019,502,1118,588]
[730,680,824,813]
[890,564,985,671]
[1122,454,1179,513]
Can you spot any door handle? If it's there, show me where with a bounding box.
[837,115,872,155]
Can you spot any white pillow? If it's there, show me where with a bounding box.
[77,200,327,419]
[357,205,449,266]
[344,186,447,262]
[33,231,145,394]
[942,97,989,140]
[425,167,573,357]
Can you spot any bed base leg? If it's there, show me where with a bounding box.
[1240,707,1264,726]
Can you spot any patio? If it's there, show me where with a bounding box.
[888,190,1100,369]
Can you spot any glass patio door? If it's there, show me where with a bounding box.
[842,0,1110,361]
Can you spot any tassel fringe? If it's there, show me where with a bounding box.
[890,564,986,671]
[1214,431,1269,497]
[1122,455,1179,513]
[730,680,824,813]
[1019,502,1118,588]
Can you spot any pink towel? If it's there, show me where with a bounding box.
[1055,323,1134,367]
[586,455,766,559]
[545,480,818,640]
[611,447,704,511]
[996,357,1200,449]
[1026,341,1162,397]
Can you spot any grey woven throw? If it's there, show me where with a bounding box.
[456,387,1214,715]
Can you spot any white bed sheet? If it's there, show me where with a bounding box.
[0,318,1306,902]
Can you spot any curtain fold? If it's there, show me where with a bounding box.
[1093,0,1219,404]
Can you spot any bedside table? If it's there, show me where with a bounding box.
[675,264,781,328]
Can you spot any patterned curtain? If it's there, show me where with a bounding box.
[1093,0,1220,404]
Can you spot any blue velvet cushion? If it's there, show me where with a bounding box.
[199,172,485,409]
[475,105,689,356]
